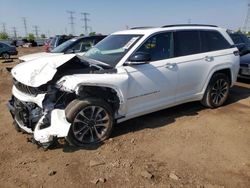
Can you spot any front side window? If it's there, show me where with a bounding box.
[85,34,142,67]
[201,31,231,52]
[135,32,173,61]
[174,31,201,57]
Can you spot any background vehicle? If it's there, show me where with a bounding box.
[35,39,46,46]
[47,35,75,52]
[0,42,18,60]
[19,35,107,62]
[229,32,250,79]
[44,38,52,52]
[8,25,240,148]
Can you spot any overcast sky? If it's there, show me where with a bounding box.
[0,0,249,37]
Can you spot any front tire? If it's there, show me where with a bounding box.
[65,98,114,147]
[201,73,230,108]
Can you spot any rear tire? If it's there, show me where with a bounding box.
[65,98,114,147]
[201,73,230,108]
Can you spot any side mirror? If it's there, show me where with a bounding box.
[235,43,250,56]
[127,52,151,65]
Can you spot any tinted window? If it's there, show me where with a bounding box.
[174,31,201,57]
[200,31,231,52]
[136,32,173,61]
[230,33,250,46]
[230,34,244,44]
[58,38,68,46]
[68,39,94,53]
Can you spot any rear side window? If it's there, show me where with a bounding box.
[200,31,231,52]
[174,31,201,57]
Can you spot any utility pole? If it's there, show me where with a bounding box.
[33,25,39,38]
[67,11,75,35]
[22,17,28,36]
[81,12,90,35]
[2,23,6,33]
[12,27,17,38]
[242,0,250,33]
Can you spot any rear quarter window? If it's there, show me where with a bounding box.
[200,31,231,52]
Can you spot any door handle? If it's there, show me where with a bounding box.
[165,63,177,69]
[204,56,214,62]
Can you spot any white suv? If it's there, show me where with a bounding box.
[8,25,240,148]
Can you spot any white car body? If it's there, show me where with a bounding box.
[9,25,240,146]
[19,52,85,62]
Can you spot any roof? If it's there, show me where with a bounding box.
[113,25,225,36]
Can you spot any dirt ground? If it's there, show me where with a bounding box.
[0,47,249,188]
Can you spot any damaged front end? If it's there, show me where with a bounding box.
[7,54,125,148]
[8,79,76,148]
[7,54,93,148]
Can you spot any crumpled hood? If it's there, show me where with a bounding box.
[12,54,76,87]
[19,52,63,62]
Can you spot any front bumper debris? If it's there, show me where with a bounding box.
[7,88,71,147]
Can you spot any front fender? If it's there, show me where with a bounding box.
[60,71,129,116]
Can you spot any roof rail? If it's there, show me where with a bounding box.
[130,26,154,30]
[162,24,218,28]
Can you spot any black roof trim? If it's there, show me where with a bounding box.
[162,24,218,28]
[130,26,155,30]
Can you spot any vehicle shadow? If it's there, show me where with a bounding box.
[58,83,249,152]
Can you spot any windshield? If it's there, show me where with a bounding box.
[51,38,77,53]
[84,34,142,67]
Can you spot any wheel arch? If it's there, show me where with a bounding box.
[75,84,126,118]
[202,66,233,95]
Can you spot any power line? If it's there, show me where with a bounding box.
[2,23,6,33]
[22,17,28,36]
[242,0,250,32]
[81,12,90,35]
[33,25,40,38]
[12,27,17,38]
[67,11,75,35]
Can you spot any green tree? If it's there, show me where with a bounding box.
[80,33,84,36]
[27,33,35,41]
[89,32,96,36]
[40,34,46,38]
[0,32,8,39]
